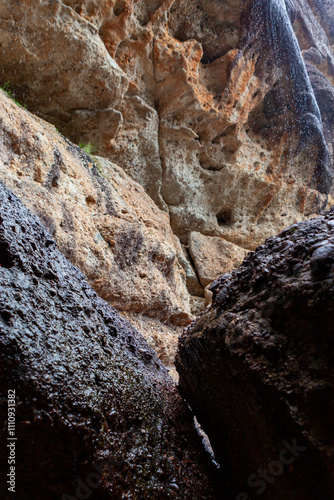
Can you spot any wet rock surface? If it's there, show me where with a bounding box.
[0,182,217,499]
[0,2,334,495]
[177,212,334,499]
[307,63,334,180]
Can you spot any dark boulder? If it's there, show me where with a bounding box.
[177,212,334,499]
[0,181,217,500]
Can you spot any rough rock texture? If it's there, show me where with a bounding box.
[1,2,334,497]
[0,181,218,500]
[0,0,333,380]
[189,231,248,287]
[0,0,128,148]
[178,243,205,298]
[0,0,334,249]
[177,213,334,499]
[0,91,194,368]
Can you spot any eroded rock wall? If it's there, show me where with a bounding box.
[0,90,194,370]
[1,3,334,496]
[1,0,334,365]
[1,0,333,251]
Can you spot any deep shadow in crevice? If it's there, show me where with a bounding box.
[0,241,15,268]
[217,210,234,227]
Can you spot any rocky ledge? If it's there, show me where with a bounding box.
[177,212,334,499]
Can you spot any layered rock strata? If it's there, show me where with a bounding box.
[177,212,334,499]
[0,180,217,499]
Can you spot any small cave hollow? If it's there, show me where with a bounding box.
[217,210,234,226]
[113,1,126,16]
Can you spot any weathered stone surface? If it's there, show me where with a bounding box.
[0,181,217,499]
[157,0,334,246]
[189,231,248,287]
[292,0,334,80]
[177,243,204,297]
[306,63,334,184]
[177,213,334,499]
[0,2,334,496]
[0,91,193,369]
[0,0,128,145]
[108,96,166,210]
[308,0,334,45]
[0,0,333,250]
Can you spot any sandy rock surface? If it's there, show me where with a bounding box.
[189,231,248,287]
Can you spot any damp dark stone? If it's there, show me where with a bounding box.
[177,207,334,500]
[0,181,218,500]
[310,244,334,279]
[0,241,15,268]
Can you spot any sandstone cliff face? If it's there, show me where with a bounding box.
[0,90,195,370]
[1,0,333,252]
[177,211,334,499]
[0,0,333,373]
[0,181,217,499]
[0,0,333,353]
[0,0,334,356]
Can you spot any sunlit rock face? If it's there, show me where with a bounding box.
[0,0,333,251]
[177,211,334,499]
[0,180,217,499]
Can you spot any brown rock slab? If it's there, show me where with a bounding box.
[0,181,217,500]
[177,213,334,499]
[189,231,248,287]
[178,243,204,297]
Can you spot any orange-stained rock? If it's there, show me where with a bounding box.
[0,0,333,251]
[0,0,334,369]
